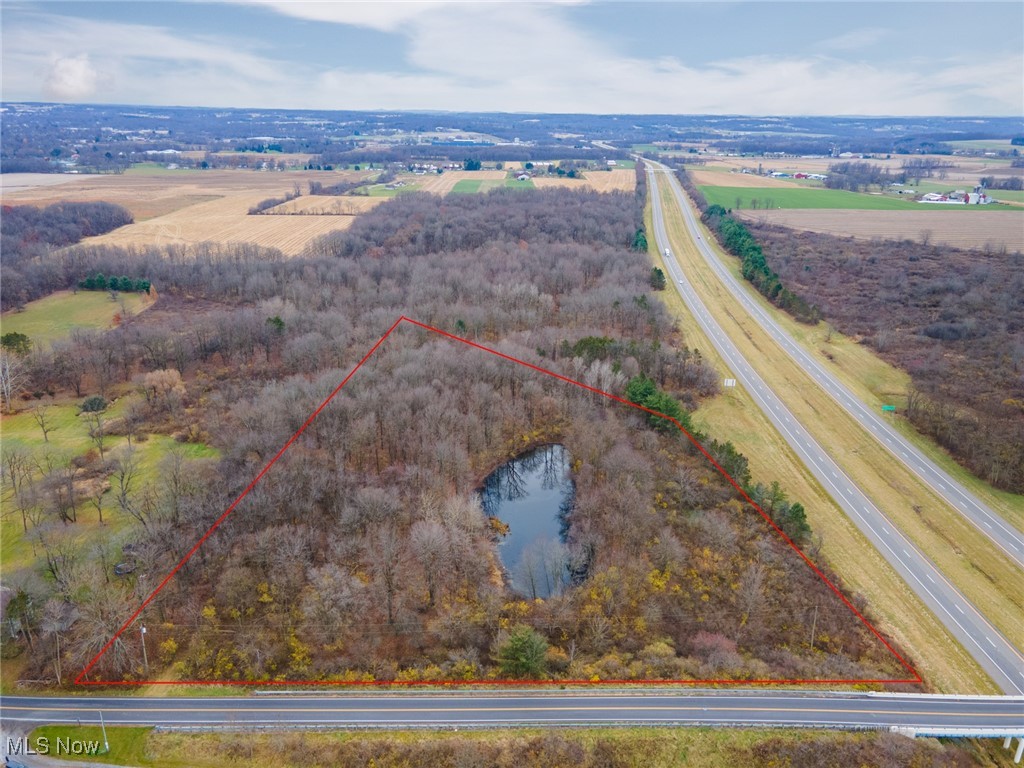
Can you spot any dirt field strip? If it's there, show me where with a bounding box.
[643,200,998,694]
[735,208,1023,252]
[659,182,1024,652]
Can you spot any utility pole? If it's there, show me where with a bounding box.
[809,604,818,650]
[140,624,149,673]
[99,710,109,754]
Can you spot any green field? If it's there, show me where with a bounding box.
[452,178,535,194]
[1,395,218,573]
[946,139,1015,151]
[700,186,923,211]
[28,726,150,765]
[364,181,422,197]
[988,188,1024,202]
[2,290,151,349]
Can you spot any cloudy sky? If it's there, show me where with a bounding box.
[2,1,1021,115]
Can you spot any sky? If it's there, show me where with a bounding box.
[1,1,1022,115]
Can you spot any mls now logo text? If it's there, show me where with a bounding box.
[7,735,102,756]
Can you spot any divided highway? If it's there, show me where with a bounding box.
[2,692,1022,734]
[660,165,1024,565]
[646,167,1024,695]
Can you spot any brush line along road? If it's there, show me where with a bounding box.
[660,163,1024,566]
[647,167,1024,695]
[1,693,1022,734]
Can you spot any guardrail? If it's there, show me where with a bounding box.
[154,721,891,734]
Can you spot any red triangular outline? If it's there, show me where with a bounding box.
[76,316,921,687]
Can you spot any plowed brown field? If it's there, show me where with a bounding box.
[735,208,1023,251]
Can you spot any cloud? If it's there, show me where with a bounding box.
[232,0,452,31]
[44,54,98,100]
[231,0,584,32]
[3,10,296,107]
[3,3,1021,115]
[815,27,890,52]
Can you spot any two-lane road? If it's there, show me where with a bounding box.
[646,166,1024,695]
[1,692,1022,734]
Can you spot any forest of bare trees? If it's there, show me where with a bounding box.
[3,188,909,686]
[746,223,1024,492]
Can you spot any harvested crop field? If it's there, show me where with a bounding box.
[735,208,1024,251]
[2,169,375,256]
[415,170,507,195]
[84,193,357,255]
[0,169,370,221]
[712,154,1017,186]
[531,168,635,192]
[265,195,387,215]
[689,169,800,188]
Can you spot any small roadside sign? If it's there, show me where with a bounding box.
[724,379,737,388]
[881,405,896,412]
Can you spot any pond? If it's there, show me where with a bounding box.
[480,444,575,599]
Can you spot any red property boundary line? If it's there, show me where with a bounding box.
[76,316,922,687]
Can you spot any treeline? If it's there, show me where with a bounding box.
[78,273,151,293]
[1,202,134,310]
[980,175,1023,191]
[747,222,1024,493]
[3,189,905,688]
[824,162,907,192]
[307,179,364,196]
[315,143,617,168]
[248,186,302,215]
[700,205,820,324]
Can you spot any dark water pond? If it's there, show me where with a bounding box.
[480,444,575,599]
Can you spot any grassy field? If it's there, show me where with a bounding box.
[26,725,999,768]
[1,293,218,695]
[988,188,1024,202]
[2,290,153,349]
[946,139,1015,151]
[659,180,1024,656]
[1,393,218,574]
[451,178,535,193]
[648,183,1003,693]
[703,186,929,211]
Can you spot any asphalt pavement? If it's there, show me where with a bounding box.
[1,691,1021,734]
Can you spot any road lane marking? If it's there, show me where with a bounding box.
[2,704,1020,718]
